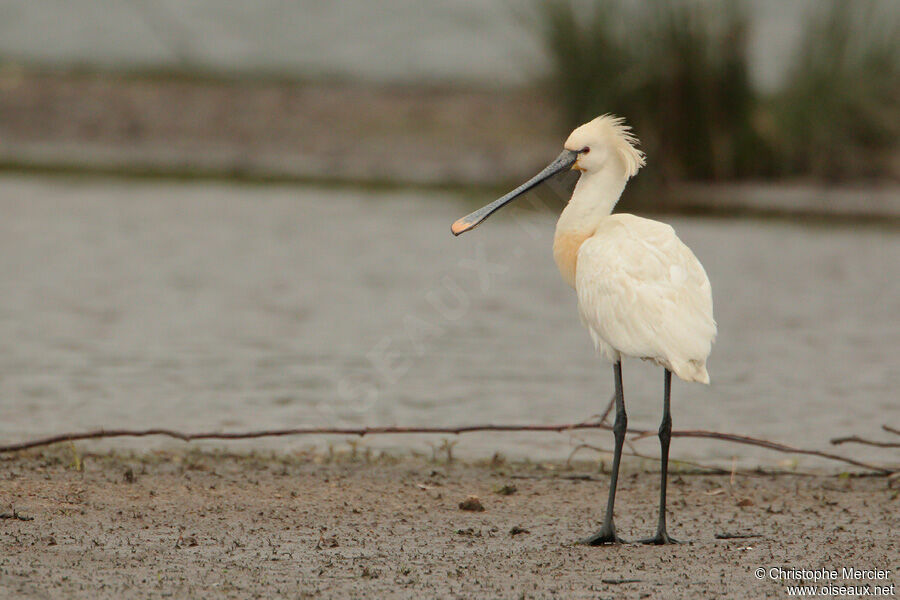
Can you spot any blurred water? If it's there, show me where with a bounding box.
[0,176,897,468]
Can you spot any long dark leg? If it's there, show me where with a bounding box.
[639,368,681,545]
[580,360,628,545]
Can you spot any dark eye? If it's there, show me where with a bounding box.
[581,146,590,154]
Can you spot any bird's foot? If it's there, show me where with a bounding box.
[635,530,683,545]
[578,525,628,546]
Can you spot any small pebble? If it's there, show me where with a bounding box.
[459,495,484,512]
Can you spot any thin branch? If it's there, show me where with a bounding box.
[0,421,894,474]
[0,423,611,453]
[0,510,34,522]
[597,393,616,424]
[564,441,828,478]
[644,428,891,473]
[566,441,734,475]
[830,435,900,448]
[830,425,900,448]
[715,533,761,540]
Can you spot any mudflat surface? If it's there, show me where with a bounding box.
[1,451,897,599]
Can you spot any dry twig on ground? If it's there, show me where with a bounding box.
[830,425,900,449]
[0,420,894,475]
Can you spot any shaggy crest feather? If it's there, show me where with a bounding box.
[566,114,646,179]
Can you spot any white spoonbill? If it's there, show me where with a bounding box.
[451,115,716,545]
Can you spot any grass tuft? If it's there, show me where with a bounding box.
[529,0,900,183]
[771,0,900,181]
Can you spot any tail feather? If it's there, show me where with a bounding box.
[671,359,710,384]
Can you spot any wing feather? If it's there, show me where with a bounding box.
[575,215,716,382]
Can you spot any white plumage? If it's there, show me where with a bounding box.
[575,215,715,383]
[552,115,716,384]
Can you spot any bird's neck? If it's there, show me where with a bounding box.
[553,169,625,288]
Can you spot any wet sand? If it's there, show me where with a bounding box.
[1,450,897,599]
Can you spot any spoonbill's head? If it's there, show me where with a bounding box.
[564,114,645,179]
[451,114,644,236]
